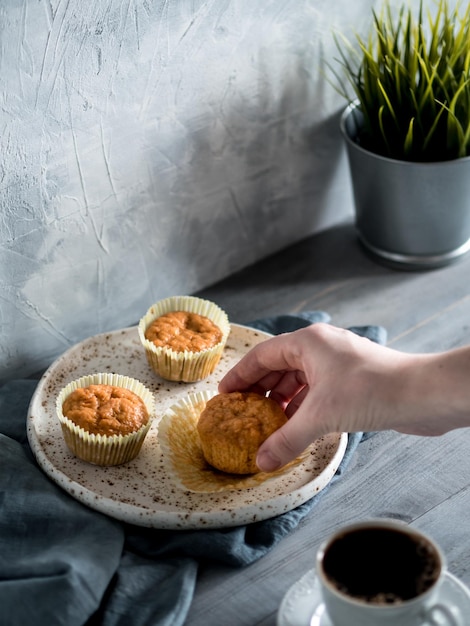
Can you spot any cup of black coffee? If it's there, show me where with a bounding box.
[316,519,462,625]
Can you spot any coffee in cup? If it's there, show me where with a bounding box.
[316,519,462,626]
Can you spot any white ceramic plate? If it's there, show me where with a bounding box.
[277,568,470,626]
[27,323,347,530]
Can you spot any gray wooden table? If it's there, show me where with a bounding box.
[189,220,470,626]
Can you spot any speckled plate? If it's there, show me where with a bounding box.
[27,323,347,530]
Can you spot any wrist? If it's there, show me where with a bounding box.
[394,349,470,436]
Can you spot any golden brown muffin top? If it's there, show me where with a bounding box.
[62,384,149,436]
[197,391,288,474]
[144,311,222,352]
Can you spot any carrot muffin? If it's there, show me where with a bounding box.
[197,391,288,474]
[138,296,230,382]
[144,311,222,352]
[56,373,155,466]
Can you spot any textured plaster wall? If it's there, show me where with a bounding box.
[1,0,377,383]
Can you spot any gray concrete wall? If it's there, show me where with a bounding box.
[1,0,378,383]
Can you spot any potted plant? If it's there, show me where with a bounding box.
[332,0,470,269]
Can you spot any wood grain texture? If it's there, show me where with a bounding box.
[190,220,470,626]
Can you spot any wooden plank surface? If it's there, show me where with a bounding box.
[189,220,470,626]
[197,221,470,353]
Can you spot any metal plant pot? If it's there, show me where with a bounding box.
[341,101,470,269]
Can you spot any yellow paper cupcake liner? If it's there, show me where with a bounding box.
[138,295,230,382]
[56,372,156,466]
[158,390,313,493]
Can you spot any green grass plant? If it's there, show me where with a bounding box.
[332,0,470,161]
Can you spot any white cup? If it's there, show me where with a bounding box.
[315,519,462,626]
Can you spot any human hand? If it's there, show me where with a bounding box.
[219,323,459,471]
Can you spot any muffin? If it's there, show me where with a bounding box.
[158,390,313,492]
[138,295,230,382]
[197,391,288,474]
[56,373,155,466]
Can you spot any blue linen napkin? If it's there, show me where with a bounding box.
[0,313,386,626]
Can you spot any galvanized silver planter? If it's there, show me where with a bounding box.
[341,102,470,269]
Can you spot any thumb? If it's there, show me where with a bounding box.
[256,405,322,472]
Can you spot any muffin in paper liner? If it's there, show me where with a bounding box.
[138,295,230,382]
[56,373,156,466]
[158,390,313,493]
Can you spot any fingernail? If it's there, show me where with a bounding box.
[256,450,281,472]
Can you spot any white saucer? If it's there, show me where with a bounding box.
[277,568,470,626]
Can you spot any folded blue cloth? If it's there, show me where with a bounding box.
[0,314,386,626]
